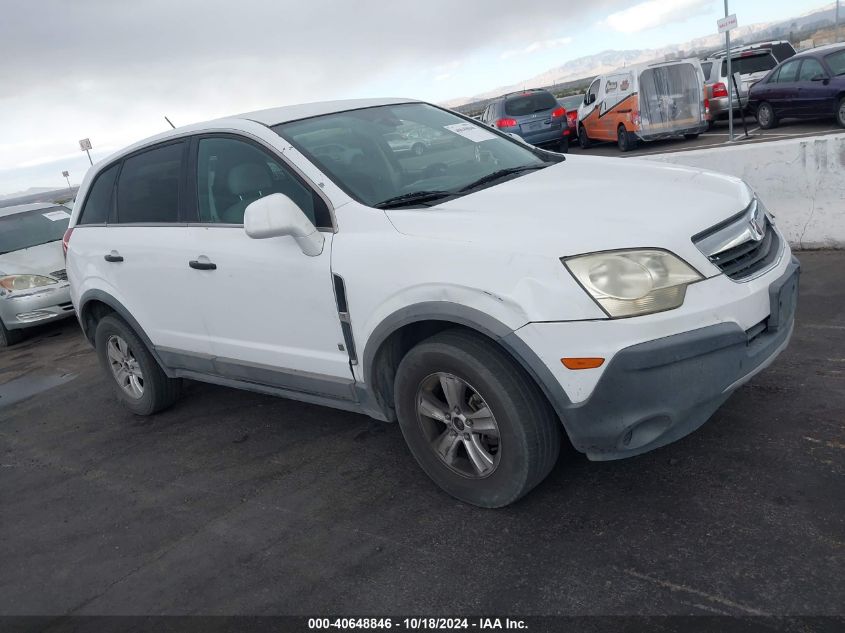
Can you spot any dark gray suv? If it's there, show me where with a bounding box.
[479,89,569,152]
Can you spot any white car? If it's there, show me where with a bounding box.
[65,98,798,507]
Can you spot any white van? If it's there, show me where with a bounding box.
[66,98,797,507]
[578,59,709,151]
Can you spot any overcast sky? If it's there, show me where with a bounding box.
[0,0,830,195]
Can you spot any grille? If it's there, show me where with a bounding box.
[709,217,780,280]
[693,200,781,282]
[50,269,68,281]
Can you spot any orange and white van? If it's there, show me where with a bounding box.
[577,59,708,152]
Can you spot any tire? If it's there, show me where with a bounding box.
[617,125,634,152]
[412,143,425,156]
[94,314,181,415]
[394,329,561,508]
[836,97,845,129]
[578,125,591,149]
[756,102,778,129]
[684,133,699,140]
[0,319,24,348]
[557,136,569,154]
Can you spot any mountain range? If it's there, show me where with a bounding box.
[442,3,840,108]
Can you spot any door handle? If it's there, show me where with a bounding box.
[189,258,217,271]
[104,251,123,263]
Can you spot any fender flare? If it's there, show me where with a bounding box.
[78,289,172,375]
[361,301,573,423]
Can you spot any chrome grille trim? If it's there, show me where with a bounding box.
[693,199,782,282]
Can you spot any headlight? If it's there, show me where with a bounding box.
[563,249,703,318]
[0,275,57,291]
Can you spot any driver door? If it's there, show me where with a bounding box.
[184,134,355,396]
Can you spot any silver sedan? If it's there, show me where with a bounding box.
[0,203,75,347]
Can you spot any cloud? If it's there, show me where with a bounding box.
[500,37,573,60]
[603,0,713,34]
[0,0,623,192]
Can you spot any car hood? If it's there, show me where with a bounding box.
[0,240,66,277]
[385,155,752,272]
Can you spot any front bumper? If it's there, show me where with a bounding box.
[512,256,799,461]
[0,283,74,330]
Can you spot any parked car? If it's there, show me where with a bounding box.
[748,44,845,129]
[701,49,779,123]
[557,94,584,139]
[479,89,569,152]
[578,59,708,151]
[714,40,796,64]
[0,203,75,346]
[66,98,798,507]
[384,132,426,156]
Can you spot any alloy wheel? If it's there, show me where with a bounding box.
[416,372,501,478]
[106,334,145,399]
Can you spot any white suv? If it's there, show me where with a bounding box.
[66,98,799,507]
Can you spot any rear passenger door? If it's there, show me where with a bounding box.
[103,141,214,359]
[769,59,801,115]
[795,57,831,117]
[184,135,354,394]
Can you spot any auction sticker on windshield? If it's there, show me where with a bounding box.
[443,122,497,143]
[42,210,71,221]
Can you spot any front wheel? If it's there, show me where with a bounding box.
[757,102,778,129]
[578,125,591,149]
[0,319,24,347]
[94,315,181,415]
[394,329,561,508]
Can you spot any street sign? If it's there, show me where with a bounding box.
[79,138,92,151]
[718,14,738,33]
[62,171,69,178]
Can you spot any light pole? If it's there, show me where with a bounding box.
[725,0,734,142]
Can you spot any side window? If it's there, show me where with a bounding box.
[798,58,825,81]
[78,164,118,225]
[195,136,328,227]
[768,67,781,83]
[777,60,800,83]
[116,143,184,224]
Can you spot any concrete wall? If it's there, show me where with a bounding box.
[643,133,845,249]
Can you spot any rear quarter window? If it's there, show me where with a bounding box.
[77,164,119,225]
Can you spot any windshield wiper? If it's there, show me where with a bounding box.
[458,164,550,193]
[374,190,453,209]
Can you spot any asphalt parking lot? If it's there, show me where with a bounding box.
[0,251,843,619]
[569,117,844,157]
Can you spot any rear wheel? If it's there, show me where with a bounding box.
[557,136,569,153]
[0,319,24,348]
[756,102,778,129]
[617,125,635,152]
[578,125,591,149]
[836,97,845,129]
[394,329,561,508]
[94,315,181,415]
[412,143,426,156]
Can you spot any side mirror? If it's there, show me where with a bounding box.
[244,193,324,257]
[811,74,827,82]
[587,94,596,105]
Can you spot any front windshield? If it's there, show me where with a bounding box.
[0,207,70,255]
[273,103,553,208]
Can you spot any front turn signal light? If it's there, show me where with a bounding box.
[561,357,605,370]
